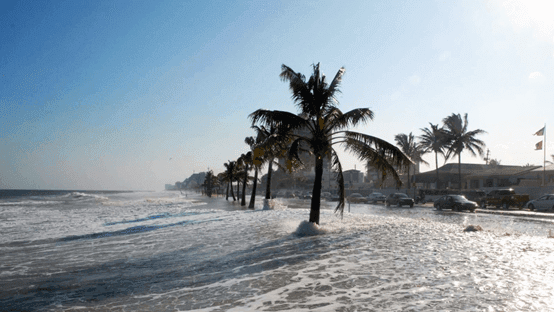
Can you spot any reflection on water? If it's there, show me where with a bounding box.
[1,193,553,311]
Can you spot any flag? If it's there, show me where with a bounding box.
[535,140,543,150]
[534,127,545,136]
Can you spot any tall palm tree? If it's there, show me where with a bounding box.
[252,124,296,201]
[235,156,244,201]
[418,123,448,189]
[239,151,253,206]
[246,134,266,208]
[250,63,410,224]
[394,132,428,190]
[223,161,236,201]
[442,113,486,190]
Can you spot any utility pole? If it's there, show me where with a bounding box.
[483,149,490,165]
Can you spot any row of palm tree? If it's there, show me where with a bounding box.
[206,63,409,224]
[393,114,486,190]
[204,63,485,225]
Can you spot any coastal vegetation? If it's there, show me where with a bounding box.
[442,113,486,190]
[394,132,428,190]
[418,123,448,188]
[249,63,411,224]
[197,63,488,224]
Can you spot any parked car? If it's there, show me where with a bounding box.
[526,194,554,212]
[434,195,478,212]
[367,192,386,203]
[385,193,414,208]
[348,193,368,203]
[480,189,529,209]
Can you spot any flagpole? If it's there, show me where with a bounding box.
[542,123,546,187]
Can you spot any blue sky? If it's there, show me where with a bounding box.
[1,0,553,190]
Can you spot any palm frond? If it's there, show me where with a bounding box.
[328,108,374,131]
[328,67,345,96]
[337,131,413,167]
[344,137,404,188]
[249,109,309,134]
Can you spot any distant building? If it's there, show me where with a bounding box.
[343,169,364,185]
[414,163,541,189]
[528,164,554,186]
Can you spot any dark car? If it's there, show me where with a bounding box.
[385,193,414,208]
[434,195,478,212]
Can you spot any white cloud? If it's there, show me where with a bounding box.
[499,0,554,42]
[529,71,545,83]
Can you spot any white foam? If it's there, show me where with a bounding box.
[3,195,554,311]
[293,220,327,236]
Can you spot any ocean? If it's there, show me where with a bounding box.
[1,190,553,311]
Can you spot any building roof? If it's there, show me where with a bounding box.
[343,169,362,174]
[414,163,541,183]
[465,165,540,178]
[531,164,554,172]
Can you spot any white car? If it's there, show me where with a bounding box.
[527,194,554,212]
[348,193,368,203]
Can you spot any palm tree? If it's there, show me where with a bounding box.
[202,170,217,197]
[442,113,486,190]
[250,63,410,224]
[239,151,253,206]
[252,124,296,201]
[223,161,236,201]
[246,134,266,208]
[394,132,428,190]
[235,156,244,201]
[418,123,448,189]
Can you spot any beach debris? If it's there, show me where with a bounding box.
[464,225,483,232]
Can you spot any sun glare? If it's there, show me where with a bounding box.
[499,0,554,41]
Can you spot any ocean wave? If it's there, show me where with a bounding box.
[0,200,64,206]
[66,192,109,201]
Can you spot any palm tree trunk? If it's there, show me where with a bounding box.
[236,180,240,200]
[230,179,236,201]
[309,155,324,224]
[435,152,439,189]
[241,164,249,206]
[265,160,273,199]
[248,167,258,209]
[226,181,229,200]
[458,153,462,190]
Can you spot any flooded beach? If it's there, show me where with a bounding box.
[1,191,553,311]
